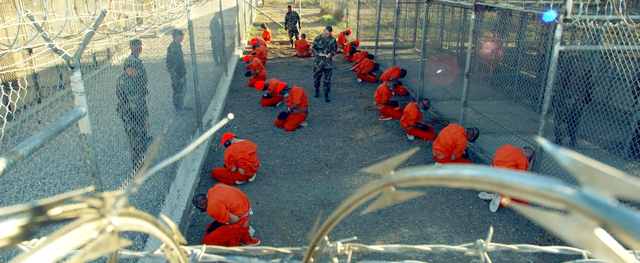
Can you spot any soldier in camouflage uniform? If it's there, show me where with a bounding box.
[311,26,338,102]
[166,29,186,111]
[117,39,152,170]
[284,5,301,48]
[552,51,593,148]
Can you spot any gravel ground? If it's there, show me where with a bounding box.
[184,46,578,262]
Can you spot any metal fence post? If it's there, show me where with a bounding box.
[412,2,420,46]
[187,4,204,131]
[374,0,383,57]
[532,21,563,172]
[237,0,243,45]
[392,0,400,66]
[69,69,103,192]
[418,2,428,100]
[356,0,361,40]
[438,5,446,53]
[346,0,350,29]
[458,10,476,126]
[219,0,229,75]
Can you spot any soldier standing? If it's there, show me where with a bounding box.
[117,47,152,171]
[552,51,593,148]
[311,26,338,102]
[284,5,301,48]
[166,29,186,111]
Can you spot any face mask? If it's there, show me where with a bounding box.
[419,109,426,113]
[284,93,289,98]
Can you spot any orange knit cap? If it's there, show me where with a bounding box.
[346,29,351,35]
[250,38,257,46]
[243,55,251,63]
[354,40,360,46]
[221,133,235,146]
[254,81,267,91]
[276,83,288,93]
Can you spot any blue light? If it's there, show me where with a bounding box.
[542,9,558,23]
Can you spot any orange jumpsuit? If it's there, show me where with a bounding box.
[247,58,267,87]
[262,28,272,44]
[353,58,378,83]
[380,66,408,95]
[432,123,472,164]
[201,183,253,246]
[488,144,531,206]
[292,39,312,57]
[251,37,267,47]
[336,32,348,52]
[261,78,284,107]
[374,83,403,120]
[400,102,435,140]
[343,42,356,61]
[252,45,268,66]
[352,51,369,64]
[274,86,308,131]
[211,140,260,185]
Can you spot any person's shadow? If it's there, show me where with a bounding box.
[209,14,223,65]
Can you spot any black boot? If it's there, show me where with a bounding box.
[325,93,331,102]
[314,89,320,98]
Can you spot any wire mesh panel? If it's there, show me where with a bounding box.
[419,3,471,120]
[0,0,251,259]
[355,0,380,49]
[388,1,426,98]
[536,20,640,181]
[460,8,555,176]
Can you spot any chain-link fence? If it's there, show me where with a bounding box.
[0,0,254,259]
[338,0,640,183]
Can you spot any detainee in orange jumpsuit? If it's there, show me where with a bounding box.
[254,79,284,107]
[400,99,436,140]
[343,40,359,61]
[193,183,260,246]
[274,83,309,132]
[244,55,267,87]
[352,50,369,64]
[478,144,535,211]
[352,54,379,83]
[291,34,312,57]
[374,80,404,120]
[260,23,271,45]
[379,66,408,95]
[251,37,267,47]
[251,44,268,66]
[336,29,351,53]
[432,123,479,164]
[211,133,260,185]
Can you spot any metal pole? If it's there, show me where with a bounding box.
[299,0,302,28]
[392,0,400,66]
[412,2,420,46]
[0,107,87,178]
[236,0,242,45]
[417,2,428,100]
[512,15,527,98]
[187,5,204,131]
[458,11,476,126]
[374,0,383,57]
[219,0,229,75]
[537,22,564,137]
[356,0,361,40]
[240,0,286,28]
[533,21,563,173]
[438,5,446,53]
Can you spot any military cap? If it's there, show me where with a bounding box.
[172,29,184,36]
[129,39,142,46]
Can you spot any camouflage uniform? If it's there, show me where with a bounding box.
[552,53,593,147]
[311,34,337,97]
[117,57,151,170]
[285,11,300,41]
[166,41,186,111]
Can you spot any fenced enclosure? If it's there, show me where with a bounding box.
[338,0,640,183]
[0,0,254,258]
